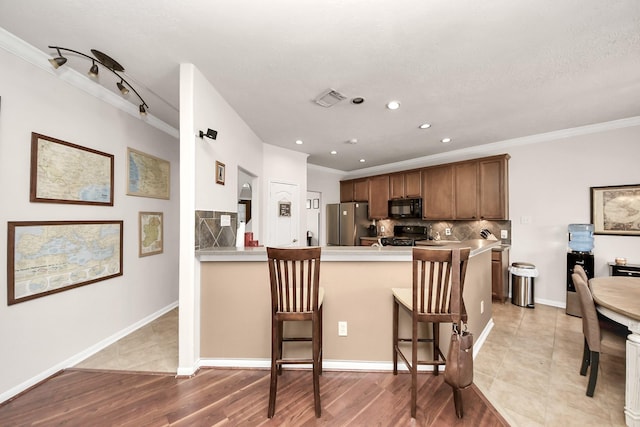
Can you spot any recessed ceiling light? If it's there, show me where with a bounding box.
[351,97,365,105]
[330,150,337,155]
[441,137,452,143]
[295,139,303,145]
[386,101,400,110]
[419,123,431,129]
[359,159,366,163]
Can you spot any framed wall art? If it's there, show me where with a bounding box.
[7,220,123,305]
[216,161,225,185]
[127,147,170,199]
[591,184,640,236]
[139,212,164,257]
[30,132,114,206]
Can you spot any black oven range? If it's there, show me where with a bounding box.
[379,225,430,246]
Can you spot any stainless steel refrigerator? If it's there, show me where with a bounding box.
[326,202,369,246]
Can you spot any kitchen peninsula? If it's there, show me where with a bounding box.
[197,240,499,369]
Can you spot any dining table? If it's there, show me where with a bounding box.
[590,276,640,427]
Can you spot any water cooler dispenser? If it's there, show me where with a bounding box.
[566,224,594,317]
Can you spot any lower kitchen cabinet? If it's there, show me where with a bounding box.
[491,247,510,303]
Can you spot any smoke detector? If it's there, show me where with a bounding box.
[314,88,347,107]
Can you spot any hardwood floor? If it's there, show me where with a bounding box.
[0,368,508,426]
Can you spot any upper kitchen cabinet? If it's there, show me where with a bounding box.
[454,161,479,219]
[390,170,421,199]
[454,154,510,220]
[340,179,369,202]
[368,174,390,219]
[422,164,454,219]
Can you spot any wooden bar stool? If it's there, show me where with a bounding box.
[266,246,324,418]
[392,247,470,418]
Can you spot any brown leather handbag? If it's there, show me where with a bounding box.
[444,325,474,390]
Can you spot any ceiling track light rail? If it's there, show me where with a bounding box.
[47,46,149,116]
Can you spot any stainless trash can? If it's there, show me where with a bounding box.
[509,262,538,308]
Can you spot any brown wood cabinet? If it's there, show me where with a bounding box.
[453,155,509,220]
[478,157,508,219]
[491,248,510,303]
[422,164,454,219]
[454,161,479,219]
[339,154,509,220]
[368,175,390,219]
[390,171,421,199]
[340,178,369,202]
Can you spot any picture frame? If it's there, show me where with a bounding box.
[279,201,291,217]
[127,147,170,199]
[591,184,640,236]
[7,220,123,305]
[313,198,319,209]
[139,212,164,257]
[30,132,114,206]
[216,161,225,185]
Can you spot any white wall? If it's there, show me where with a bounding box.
[505,124,640,306]
[311,120,640,307]
[0,47,179,399]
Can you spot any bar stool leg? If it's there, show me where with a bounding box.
[268,318,280,418]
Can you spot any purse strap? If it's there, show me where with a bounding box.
[450,248,463,329]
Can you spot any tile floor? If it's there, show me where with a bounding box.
[475,302,627,426]
[73,303,628,426]
[73,308,178,373]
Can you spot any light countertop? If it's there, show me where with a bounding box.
[196,239,501,262]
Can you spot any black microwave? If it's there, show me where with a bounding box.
[388,198,422,218]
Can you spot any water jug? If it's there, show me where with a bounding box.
[568,224,594,252]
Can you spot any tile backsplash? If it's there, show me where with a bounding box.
[195,210,238,249]
[375,219,512,245]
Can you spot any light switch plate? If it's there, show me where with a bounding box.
[338,321,348,336]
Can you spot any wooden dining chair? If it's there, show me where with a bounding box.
[572,269,627,397]
[392,247,471,418]
[266,246,324,418]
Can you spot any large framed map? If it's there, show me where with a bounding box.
[7,220,123,305]
[127,148,170,199]
[30,133,114,205]
[591,184,640,236]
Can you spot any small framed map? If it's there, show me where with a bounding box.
[7,220,123,305]
[30,133,114,206]
[139,212,163,257]
[127,148,170,199]
[591,184,640,236]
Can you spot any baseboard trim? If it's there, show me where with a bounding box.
[0,301,178,405]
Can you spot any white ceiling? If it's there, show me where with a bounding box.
[1,1,639,171]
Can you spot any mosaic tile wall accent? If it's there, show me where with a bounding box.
[375,218,512,245]
[195,210,239,249]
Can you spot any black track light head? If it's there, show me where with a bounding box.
[198,129,218,140]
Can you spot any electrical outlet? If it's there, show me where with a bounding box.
[501,229,508,239]
[381,225,385,232]
[480,300,485,314]
[338,321,348,336]
[445,228,451,236]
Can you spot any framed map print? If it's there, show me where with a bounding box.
[127,148,170,199]
[30,132,114,206]
[591,184,640,236]
[7,220,123,305]
[139,212,163,257]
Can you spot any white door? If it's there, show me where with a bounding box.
[268,181,300,247]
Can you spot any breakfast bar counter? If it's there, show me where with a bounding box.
[197,240,499,369]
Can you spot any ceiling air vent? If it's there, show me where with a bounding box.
[313,88,347,107]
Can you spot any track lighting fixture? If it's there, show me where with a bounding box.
[47,46,149,116]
